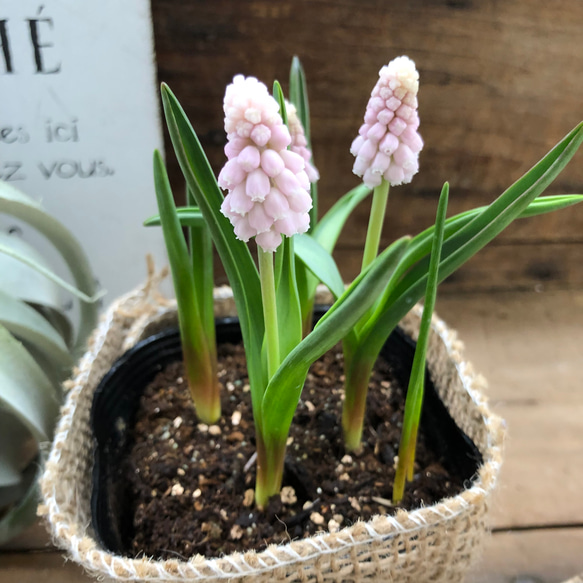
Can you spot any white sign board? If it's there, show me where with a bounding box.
[0,0,167,306]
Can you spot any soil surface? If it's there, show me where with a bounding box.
[124,343,469,559]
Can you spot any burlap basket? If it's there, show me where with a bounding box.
[39,278,505,583]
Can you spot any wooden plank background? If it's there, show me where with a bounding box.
[150,0,583,291]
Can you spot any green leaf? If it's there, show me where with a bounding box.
[144,206,204,228]
[152,152,204,346]
[393,184,449,501]
[0,182,99,356]
[0,234,74,348]
[0,233,63,311]
[511,194,583,218]
[294,234,345,300]
[186,188,215,353]
[261,237,411,446]
[0,289,73,372]
[160,84,266,405]
[272,80,288,125]
[0,324,59,444]
[0,242,102,305]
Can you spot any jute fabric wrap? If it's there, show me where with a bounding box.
[40,280,505,583]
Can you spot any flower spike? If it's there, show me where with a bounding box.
[219,75,312,252]
[351,56,423,188]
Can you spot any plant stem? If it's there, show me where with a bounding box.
[258,247,280,378]
[342,355,376,451]
[361,180,390,271]
[255,434,286,509]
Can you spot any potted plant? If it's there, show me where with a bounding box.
[40,56,582,582]
[0,182,99,543]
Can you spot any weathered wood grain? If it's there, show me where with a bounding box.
[151,0,583,290]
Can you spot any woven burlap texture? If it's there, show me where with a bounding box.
[39,280,505,583]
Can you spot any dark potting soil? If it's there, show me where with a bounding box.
[124,343,468,560]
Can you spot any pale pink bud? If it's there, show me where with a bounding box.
[371,152,391,174]
[287,188,313,213]
[275,168,303,198]
[379,133,399,156]
[362,168,383,188]
[269,124,292,151]
[350,135,365,157]
[255,230,282,252]
[228,184,254,215]
[296,170,310,190]
[245,168,271,201]
[385,164,404,185]
[275,216,303,237]
[358,139,377,162]
[247,203,273,233]
[251,124,271,147]
[233,215,255,242]
[263,187,290,219]
[351,56,423,187]
[224,137,247,158]
[238,145,261,172]
[367,122,386,143]
[388,117,407,137]
[261,149,285,177]
[218,158,246,189]
[353,156,370,176]
[279,150,305,174]
[392,144,416,172]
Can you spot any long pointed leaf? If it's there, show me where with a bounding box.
[394,184,449,500]
[0,243,102,305]
[186,187,216,358]
[160,84,266,402]
[0,182,99,356]
[0,325,59,443]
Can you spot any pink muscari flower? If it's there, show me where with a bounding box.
[351,56,423,188]
[219,75,312,252]
[286,101,320,184]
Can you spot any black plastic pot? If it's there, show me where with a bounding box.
[90,316,481,556]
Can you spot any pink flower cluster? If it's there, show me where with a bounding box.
[351,56,423,188]
[219,76,313,252]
